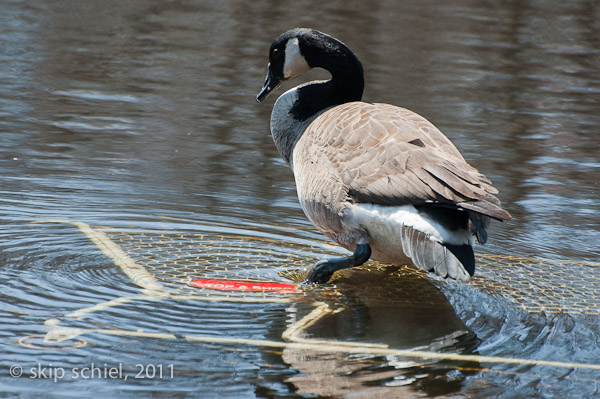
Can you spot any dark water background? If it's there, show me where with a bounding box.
[1,0,599,398]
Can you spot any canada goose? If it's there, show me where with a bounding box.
[257,28,511,284]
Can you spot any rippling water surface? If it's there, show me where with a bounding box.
[1,1,599,398]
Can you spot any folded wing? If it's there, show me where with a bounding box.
[295,102,511,228]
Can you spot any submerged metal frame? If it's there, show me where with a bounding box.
[20,219,600,374]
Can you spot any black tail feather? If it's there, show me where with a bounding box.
[444,243,475,276]
[467,211,490,244]
[400,225,475,281]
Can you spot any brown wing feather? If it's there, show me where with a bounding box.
[293,102,511,223]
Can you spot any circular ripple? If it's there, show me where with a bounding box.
[18,335,87,350]
[97,228,600,315]
[103,229,340,296]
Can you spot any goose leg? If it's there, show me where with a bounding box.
[304,244,372,284]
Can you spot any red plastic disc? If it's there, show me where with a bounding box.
[191,279,298,294]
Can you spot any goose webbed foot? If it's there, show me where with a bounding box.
[304,259,338,284]
[304,244,371,284]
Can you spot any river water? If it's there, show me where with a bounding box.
[1,0,599,398]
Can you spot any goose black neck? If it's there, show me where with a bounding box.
[290,33,364,121]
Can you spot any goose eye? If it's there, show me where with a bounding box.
[272,48,282,61]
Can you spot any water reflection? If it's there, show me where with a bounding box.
[280,267,480,397]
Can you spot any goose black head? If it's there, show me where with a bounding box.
[256,29,315,102]
[256,28,364,105]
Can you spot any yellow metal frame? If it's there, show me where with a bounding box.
[22,220,600,373]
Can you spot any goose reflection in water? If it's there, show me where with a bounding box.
[275,265,480,397]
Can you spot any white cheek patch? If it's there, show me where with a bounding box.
[283,37,310,79]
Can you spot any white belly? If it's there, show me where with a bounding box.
[346,203,473,264]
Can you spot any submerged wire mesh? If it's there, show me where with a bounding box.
[102,228,600,315]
